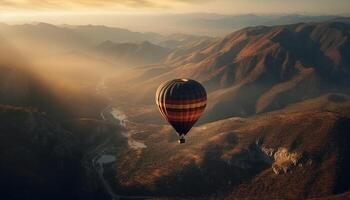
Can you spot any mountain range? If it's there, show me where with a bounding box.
[80,13,349,36]
[0,22,211,48]
[95,40,171,66]
[121,22,350,124]
[93,23,350,199]
[0,20,349,199]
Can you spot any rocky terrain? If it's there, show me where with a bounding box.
[107,94,350,199]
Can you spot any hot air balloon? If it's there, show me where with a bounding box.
[155,79,207,143]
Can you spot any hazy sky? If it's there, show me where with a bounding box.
[0,0,349,15]
[0,0,349,34]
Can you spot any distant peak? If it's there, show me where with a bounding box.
[101,40,114,45]
[141,41,152,45]
[35,22,55,27]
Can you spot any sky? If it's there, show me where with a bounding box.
[0,0,349,15]
[0,0,349,34]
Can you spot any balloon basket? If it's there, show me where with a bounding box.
[178,136,186,144]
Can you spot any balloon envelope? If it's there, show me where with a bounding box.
[155,79,207,137]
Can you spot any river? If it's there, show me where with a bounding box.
[92,77,149,199]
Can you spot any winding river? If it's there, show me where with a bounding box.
[91,77,148,199]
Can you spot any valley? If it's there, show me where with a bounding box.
[0,17,349,199]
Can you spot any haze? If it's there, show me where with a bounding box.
[1,0,350,35]
[1,0,350,14]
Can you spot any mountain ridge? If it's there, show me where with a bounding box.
[95,40,171,66]
[112,94,350,199]
[127,22,350,123]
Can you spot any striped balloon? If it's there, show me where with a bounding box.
[155,79,207,143]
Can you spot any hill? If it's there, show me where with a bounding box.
[95,40,171,66]
[122,22,350,123]
[0,38,129,200]
[0,105,81,200]
[110,94,350,199]
[65,24,162,44]
[0,22,91,50]
[0,104,128,200]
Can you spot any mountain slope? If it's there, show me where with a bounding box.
[96,40,171,66]
[130,22,350,123]
[0,105,81,200]
[110,94,350,199]
[66,24,162,44]
[0,22,92,50]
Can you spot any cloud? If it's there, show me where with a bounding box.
[0,0,198,11]
[1,0,349,17]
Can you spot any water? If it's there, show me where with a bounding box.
[97,77,147,150]
[97,155,116,164]
[111,107,147,150]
